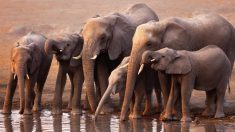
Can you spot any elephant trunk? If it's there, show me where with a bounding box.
[94,84,115,120]
[82,49,97,112]
[16,64,27,114]
[120,50,141,121]
[44,39,57,55]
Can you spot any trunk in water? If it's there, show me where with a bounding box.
[94,85,114,119]
[82,52,97,112]
[120,51,140,120]
[16,65,26,114]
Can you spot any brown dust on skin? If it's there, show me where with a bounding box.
[0,0,235,122]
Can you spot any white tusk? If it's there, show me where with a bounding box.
[26,74,30,79]
[14,74,16,80]
[90,55,97,60]
[120,63,128,69]
[138,64,144,75]
[73,55,81,60]
[151,59,156,62]
[59,49,63,52]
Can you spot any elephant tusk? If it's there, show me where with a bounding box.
[26,74,30,79]
[90,55,97,60]
[73,55,81,60]
[151,59,156,62]
[59,49,63,52]
[138,64,144,75]
[120,63,128,69]
[14,74,16,80]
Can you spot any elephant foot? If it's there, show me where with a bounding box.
[2,108,11,114]
[32,106,42,112]
[52,108,62,115]
[143,108,156,116]
[202,108,214,117]
[100,104,114,114]
[214,112,225,118]
[129,113,142,119]
[71,109,82,115]
[161,114,172,121]
[24,110,32,115]
[180,116,192,122]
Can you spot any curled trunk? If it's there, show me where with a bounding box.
[120,51,141,120]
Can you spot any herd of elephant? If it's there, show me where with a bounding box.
[2,3,235,122]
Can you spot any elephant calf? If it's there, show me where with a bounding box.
[140,45,231,122]
[2,32,52,115]
[95,57,162,120]
[44,33,84,115]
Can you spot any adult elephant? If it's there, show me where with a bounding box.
[44,33,84,115]
[74,3,159,112]
[2,32,52,115]
[120,13,235,120]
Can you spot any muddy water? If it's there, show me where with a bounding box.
[0,110,235,132]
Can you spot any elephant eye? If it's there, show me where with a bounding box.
[67,43,70,47]
[146,42,151,47]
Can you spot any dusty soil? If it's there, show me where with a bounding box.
[0,0,235,121]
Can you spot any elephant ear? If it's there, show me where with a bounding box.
[162,21,189,49]
[70,36,84,67]
[28,43,41,74]
[108,15,134,60]
[166,53,192,74]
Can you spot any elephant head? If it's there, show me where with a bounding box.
[139,48,191,74]
[120,20,188,120]
[44,33,83,67]
[11,42,41,113]
[94,57,129,119]
[79,14,134,112]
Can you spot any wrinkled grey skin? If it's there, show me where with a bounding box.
[79,3,159,113]
[141,45,231,122]
[94,57,162,120]
[44,33,84,115]
[121,13,235,121]
[2,32,52,115]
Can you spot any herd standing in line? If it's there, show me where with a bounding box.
[2,3,235,122]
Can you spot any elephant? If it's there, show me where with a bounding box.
[44,33,84,115]
[2,32,52,115]
[94,57,162,120]
[139,45,231,122]
[120,13,235,120]
[73,3,159,113]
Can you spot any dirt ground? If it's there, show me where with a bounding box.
[0,0,235,120]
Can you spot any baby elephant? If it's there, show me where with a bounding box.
[3,32,52,115]
[94,57,162,120]
[140,45,231,122]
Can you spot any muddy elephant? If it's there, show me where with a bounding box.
[44,33,84,115]
[120,13,235,120]
[73,3,159,112]
[94,57,162,120]
[140,46,231,121]
[2,32,52,115]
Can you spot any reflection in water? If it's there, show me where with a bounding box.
[0,110,235,132]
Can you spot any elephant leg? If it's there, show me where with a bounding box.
[24,76,37,115]
[142,89,153,116]
[158,72,171,116]
[2,73,17,114]
[119,89,125,108]
[154,75,163,113]
[129,94,135,118]
[180,76,194,122]
[33,76,46,112]
[52,65,67,115]
[130,80,144,119]
[162,77,177,121]
[202,89,216,117]
[215,80,227,118]
[67,73,74,110]
[70,68,84,115]
[96,60,113,113]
